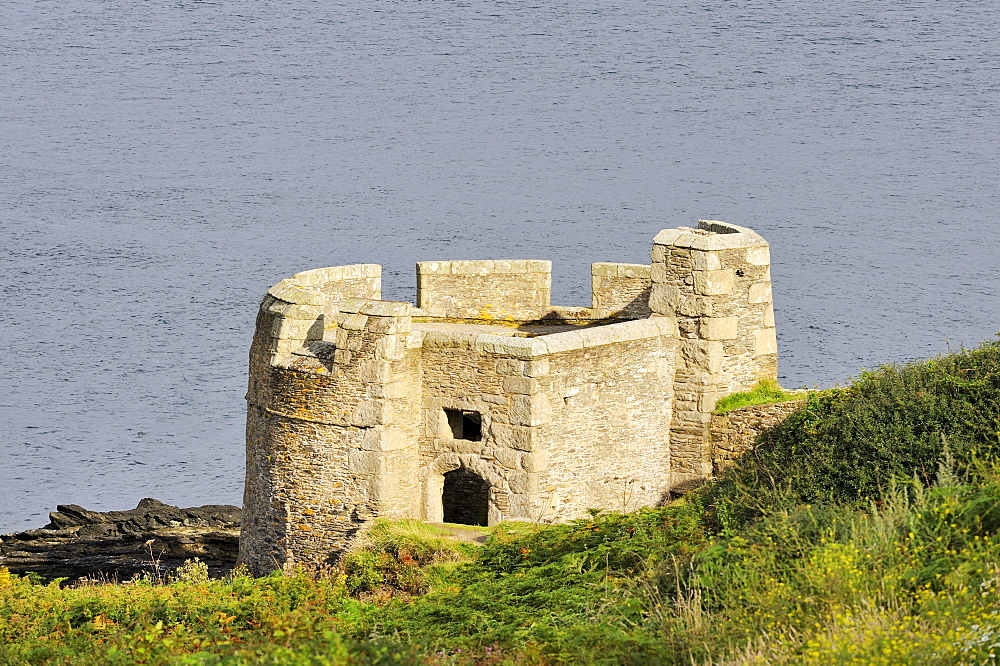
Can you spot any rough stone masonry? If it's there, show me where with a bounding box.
[238,220,779,575]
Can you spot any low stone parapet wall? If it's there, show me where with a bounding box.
[591,262,652,318]
[416,259,552,319]
[710,399,806,474]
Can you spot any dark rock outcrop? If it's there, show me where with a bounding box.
[0,498,240,583]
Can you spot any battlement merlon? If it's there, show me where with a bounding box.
[416,259,552,319]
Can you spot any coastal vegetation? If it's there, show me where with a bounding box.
[3,338,1000,664]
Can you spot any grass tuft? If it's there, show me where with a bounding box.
[714,378,803,414]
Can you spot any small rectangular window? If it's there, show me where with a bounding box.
[444,409,482,441]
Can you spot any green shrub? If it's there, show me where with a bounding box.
[653,465,1000,664]
[703,338,1000,528]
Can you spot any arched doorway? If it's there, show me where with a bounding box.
[442,468,490,526]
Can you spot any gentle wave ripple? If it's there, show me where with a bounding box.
[1,0,997,531]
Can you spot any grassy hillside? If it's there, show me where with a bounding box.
[3,338,1000,664]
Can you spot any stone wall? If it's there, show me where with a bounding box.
[537,320,677,518]
[590,262,652,319]
[417,331,538,525]
[710,400,805,473]
[416,260,552,319]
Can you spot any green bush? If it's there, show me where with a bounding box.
[703,338,1000,528]
[653,466,1000,664]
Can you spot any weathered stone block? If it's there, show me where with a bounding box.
[350,400,392,427]
[452,260,495,275]
[502,376,540,395]
[337,298,364,315]
[591,262,619,277]
[365,316,411,335]
[691,250,722,271]
[361,427,410,451]
[491,423,536,451]
[525,260,552,273]
[692,270,735,296]
[474,335,547,358]
[367,381,412,400]
[339,314,368,331]
[523,358,550,377]
[541,331,584,355]
[620,264,649,278]
[348,449,384,476]
[673,410,714,425]
[422,330,477,350]
[268,282,326,306]
[763,303,775,327]
[650,317,680,338]
[755,327,778,355]
[748,282,772,304]
[375,336,406,361]
[416,261,452,275]
[521,450,549,473]
[680,340,724,374]
[678,296,713,317]
[698,390,719,413]
[648,284,681,314]
[493,259,528,273]
[509,394,551,426]
[334,328,351,348]
[487,446,520,469]
[653,228,696,248]
[405,330,425,348]
[358,300,411,317]
[271,316,317,341]
[699,316,739,341]
[270,338,304,356]
[746,246,770,266]
[509,473,539,495]
[494,360,521,377]
[272,303,323,321]
[358,360,392,383]
[577,325,621,349]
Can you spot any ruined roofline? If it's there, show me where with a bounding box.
[264,258,653,324]
[411,317,678,359]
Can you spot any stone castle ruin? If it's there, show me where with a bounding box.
[238,220,778,575]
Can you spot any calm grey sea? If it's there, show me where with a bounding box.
[1,0,997,533]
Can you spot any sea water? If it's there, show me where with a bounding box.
[2,0,997,532]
